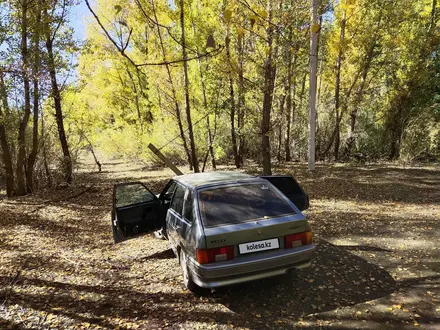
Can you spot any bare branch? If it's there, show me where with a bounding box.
[50,0,68,42]
[135,0,197,53]
[85,0,223,69]
[85,0,139,69]
[136,46,224,67]
[123,28,133,51]
[237,0,282,31]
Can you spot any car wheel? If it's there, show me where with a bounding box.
[179,250,198,292]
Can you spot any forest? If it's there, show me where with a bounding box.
[0,0,439,196]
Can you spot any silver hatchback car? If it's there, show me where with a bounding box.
[111,172,315,291]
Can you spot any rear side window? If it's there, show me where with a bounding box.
[183,190,194,223]
[170,185,185,215]
[198,183,296,228]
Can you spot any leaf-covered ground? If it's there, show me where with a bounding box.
[1,157,439,330]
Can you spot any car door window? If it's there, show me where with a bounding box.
[183,189,194,223]
[170,185,185,216]
[161,181,177,201]
[115,183,155,208]
[112,182,162,244]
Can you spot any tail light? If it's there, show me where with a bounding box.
[285,231,313,249]
[196,246,234,264]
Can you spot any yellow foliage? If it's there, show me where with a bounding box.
[259,10,268,20]
[224,9,233,22]
[311,23,320,33]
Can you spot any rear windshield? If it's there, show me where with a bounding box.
[198,183,296,227]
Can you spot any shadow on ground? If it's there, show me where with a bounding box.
[214,240,397,325]
[0,239,401,329]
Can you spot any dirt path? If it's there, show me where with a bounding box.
[1,157,439,329]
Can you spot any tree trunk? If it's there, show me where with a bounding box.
[387,0,437,161]
[309,0,320,170]
[284,85,292,161]
[16,0,31,196]
[191,14,216,171]
[180,0,199,172]
[277,95,286,162]
[229,76,239,168]
[299,71,307,112]
[223,0,240,168]
[0,124,14,197]
[385,95,407,160]
[389,112,404,160]
[284,41,296,162]
[389,139,401,160]
[0,73,14,197]
[199,67,216,170]
[225,31,240,168]
[333,11,346,161]
[41,111,52,186]
[237,30,245,166]
[345,74,367,155]
[26,1,41,192]
[334,116,341,160]
[45,17,72,183]
[261,0,276,175]
[177,100,193,171]
[325,75,361,159]
[199,62,216,170]
[126,69,143,134]
[150,0,192,170]
[316,18,324,157]
[89,145,102,172]
[26,71,39,192]
[429,0,437,31]
[345,9,383,156]
[207,116,216,169]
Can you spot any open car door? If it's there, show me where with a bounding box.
[260,175,309,211]
[112,182,163,243]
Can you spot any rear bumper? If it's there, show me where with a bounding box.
[187,244,315,288]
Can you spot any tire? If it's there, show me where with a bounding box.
[179,250,198,292]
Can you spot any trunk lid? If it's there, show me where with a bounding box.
[203,214,309,251]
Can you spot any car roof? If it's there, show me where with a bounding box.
[174,171,257,188]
